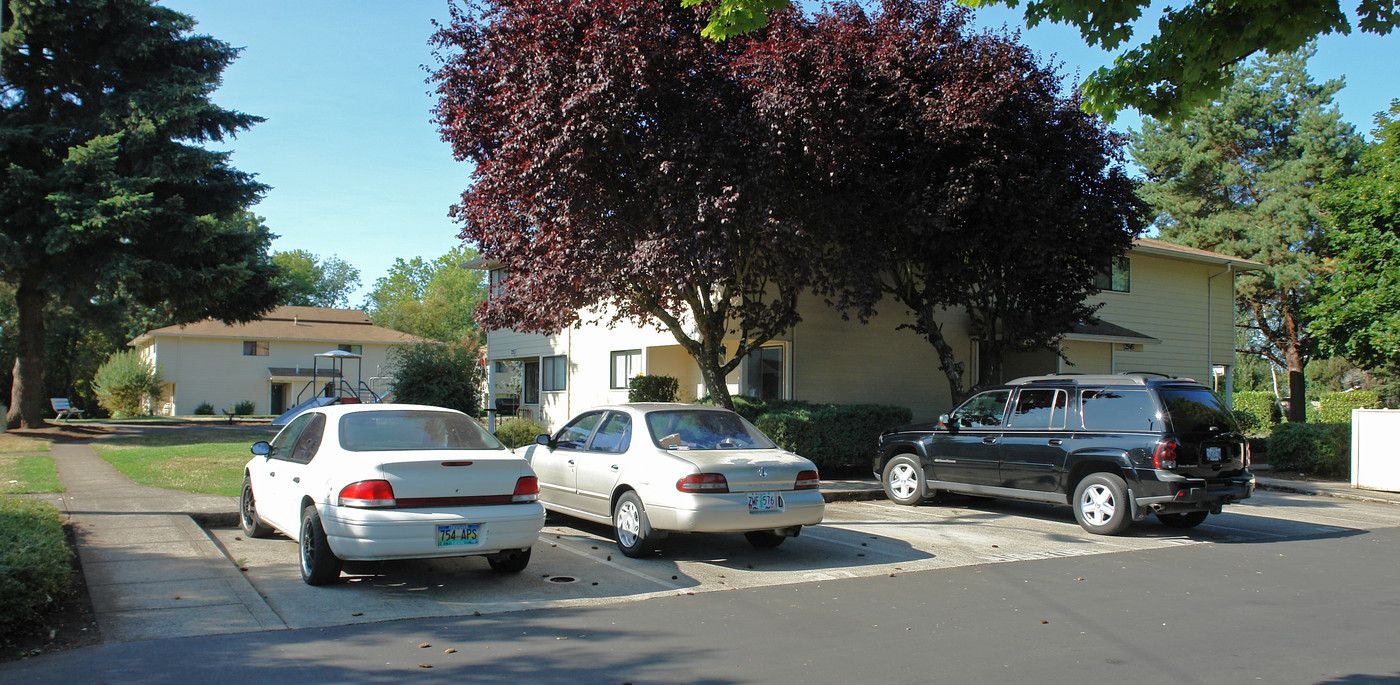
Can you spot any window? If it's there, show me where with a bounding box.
[1081,389,1161,431]
[588,412,632,453]
[611,350,642,389]
[243,340,269,356]
[1008,389,1067,429]
[951,390,1012,429]
[542,355,567,392]
[489,268,508,297]
[337,344,362,354]
[523,360,540,405]
[1095,257,1130,293]
[745,346,784,400]
[555,412,603,450]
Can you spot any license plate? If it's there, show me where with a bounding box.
[436,523,482,547]
[748,492,781,513]
[1206,446,1222,462]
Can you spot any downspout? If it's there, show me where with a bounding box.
[1208,262,1234,403]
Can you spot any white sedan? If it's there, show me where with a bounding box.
[241,404,545,585]
[525,404,825,557]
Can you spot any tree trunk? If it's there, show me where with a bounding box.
[7,282,48,429]
[1286,346,1308,423]
[698,351,734,410]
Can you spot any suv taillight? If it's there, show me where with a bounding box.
[339,479,396,508]
[677,473,729,493]
[1152,439,1178,470]
[1244,441,1252,469]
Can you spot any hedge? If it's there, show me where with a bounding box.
[628,375,680,403]
[1232,391,1279,435]
[495,418,547,450]
[0,498,72,638]
[751,403,912,477]
[1266,422,1350,478]
[1315,391,1380,424]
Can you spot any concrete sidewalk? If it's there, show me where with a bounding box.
[35,438,1400,644]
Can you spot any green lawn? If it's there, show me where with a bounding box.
[90,428,272,496]
[0,454,62,494]
[0,433,52,454]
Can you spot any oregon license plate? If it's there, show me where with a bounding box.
[748,492,780,512]
[436,523,482,547]
[1206,446,1222,462]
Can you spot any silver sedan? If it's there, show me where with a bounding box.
[524,403,825,557]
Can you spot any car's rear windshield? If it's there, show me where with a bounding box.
[1157,387,1240,439]
[645,410,777,450]
[338,410,505,451]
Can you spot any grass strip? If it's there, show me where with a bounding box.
[0,455,63,494]
[0,497,71,639]
[0,433,51,454]
[90,428,272,497]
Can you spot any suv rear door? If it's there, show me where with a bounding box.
[1156,385,1248,477]
[998,387,1071,492]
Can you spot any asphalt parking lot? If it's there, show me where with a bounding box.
[207,488,1400,630]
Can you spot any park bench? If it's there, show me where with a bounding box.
[50,398,85,421]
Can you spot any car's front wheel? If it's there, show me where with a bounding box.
[1156,510,1209,529]
[882,455,929,506]
[613,491,657,558]
[1072,473,1132,535]
[487,548,532,573]
[239,475,274,538]
[299,504,343,585]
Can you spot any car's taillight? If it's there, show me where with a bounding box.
[338,479,396,508]
[795,469,820,490]
[1244,441,1252,469]
[512,476,539,503]
[677,473,729,493]
[1152,439,1178,469]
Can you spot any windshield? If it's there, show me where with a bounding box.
[645,410,777,450]
[338,410,505,451]
[1157,387,1240,440]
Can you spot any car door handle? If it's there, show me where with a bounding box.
[292,477,300,483]
[1048,439,1064,446]
[982,437,999,445]
[567,459,575,466]
[269,471,275,478]
[610,465,619,471]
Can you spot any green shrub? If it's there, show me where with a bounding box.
[193,402,215,416]
[1266,422,1351,478]
[0,498,72,638]
[227,400,256,416]
[1315,391,1380,424]
[91,350,162,418]
[1232,391,1279,435]
[628,374,680,403]
[495,419,547,450]
[753,403,913,477]
[388,342,483,414]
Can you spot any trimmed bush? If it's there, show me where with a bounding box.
[1316,391,1380,424]
[228,400,256,416]
[752,403,913,477]
[193,402,215,416]
[388,343,484,415]
[1266,422,1351,478]
[628,374,680,403]
[1232,391,1279,435]
[92,350,162,418]
[495,419,547,450]
[0,498,72,638]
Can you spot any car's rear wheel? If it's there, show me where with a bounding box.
[613,491,657,558]
[744,530,787,549]
[299,504,343,585]
[239,475,274,538]
[1072,473,1132,535]
[882,455,929,506]
[1156,510,1209,529]
[487,548,532,573]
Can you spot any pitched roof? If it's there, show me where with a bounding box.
[129,306,436,346]
[1132,237,1265,270]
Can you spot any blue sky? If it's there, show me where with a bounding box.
[161,1,1398,304]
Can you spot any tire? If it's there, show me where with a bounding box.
[744,530,787,549]
[613,491,657,558]
[239,475,274,538]
[1072,473,1133,535]
[299,504,343,585]
[882,455,929,506]
[487,548,532,573]
[1156,510,1209,529]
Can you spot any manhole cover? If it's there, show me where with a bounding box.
[547,576,577,584]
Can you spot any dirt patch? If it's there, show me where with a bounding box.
[8,424,114,442]
[0,522,101,662]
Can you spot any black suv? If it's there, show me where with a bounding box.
[874,374,1255,535]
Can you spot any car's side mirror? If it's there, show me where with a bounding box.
[535,433,551,448]
[251,441,271,457]
[938,414,956,433]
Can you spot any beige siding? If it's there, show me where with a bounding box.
[1059,341,1113,374]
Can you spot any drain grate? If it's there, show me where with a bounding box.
[546,576,577,584]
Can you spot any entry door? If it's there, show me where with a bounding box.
[270,383,287,416]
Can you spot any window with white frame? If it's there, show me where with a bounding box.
[542,355,567,392]
[744,345,784,400]
[610,350,641,389]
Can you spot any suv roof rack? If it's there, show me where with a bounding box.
[1119,371,1175,379]
[1008,374,1149,386]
